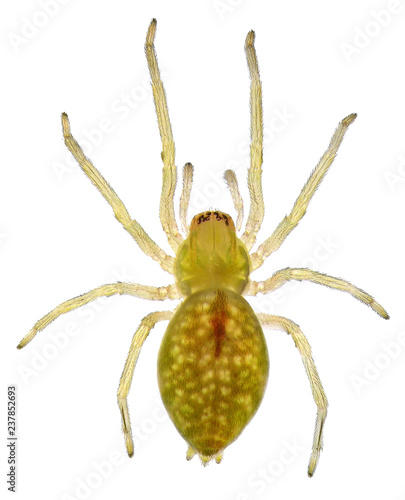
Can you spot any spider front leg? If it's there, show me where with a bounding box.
[17,282,179,349]
[257,313,328,477]
[241,30,265,250]
[145,19,184,252]
[248,268,389,319]
[118,310,173,456]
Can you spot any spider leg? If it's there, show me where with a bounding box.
[247,268,389,319]
[61,113,174,274]
[179,163,194,235]
[250,114,357,271]
[224,169,244,232]
[117,310,173,456]
[17,282,179,349]
[241,30,264,250]
[257,313,328,477]
[145,19,184,251]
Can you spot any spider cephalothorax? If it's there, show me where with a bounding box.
[175,211,250,295]
[18,19,388,476]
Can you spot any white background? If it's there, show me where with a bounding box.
[1,1,405,499]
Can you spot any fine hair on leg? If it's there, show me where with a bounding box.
[257,313,328,477]
[117,310,173,456]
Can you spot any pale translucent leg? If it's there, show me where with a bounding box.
[248,267,389,319]
[117,310,173,456]
[224,169,244,232]
[62,114,174,274]
[250,114,357,270]
[179,163,193,235]
[17,282,179,349]
[145,19,183,252]
[241,30,264,250]
[257,313,327,477]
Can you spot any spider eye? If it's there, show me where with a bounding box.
[190,211,235,231]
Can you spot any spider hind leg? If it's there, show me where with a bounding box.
[257,313,328,477]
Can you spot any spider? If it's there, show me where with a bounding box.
[18,19,389,477]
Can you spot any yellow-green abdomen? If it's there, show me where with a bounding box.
[157,288,269,462]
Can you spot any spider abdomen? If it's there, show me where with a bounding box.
[157,288,269,464]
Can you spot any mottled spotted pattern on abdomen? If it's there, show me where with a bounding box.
[157,288,269,461]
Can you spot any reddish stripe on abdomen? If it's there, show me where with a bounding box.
[209,291,228,357]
